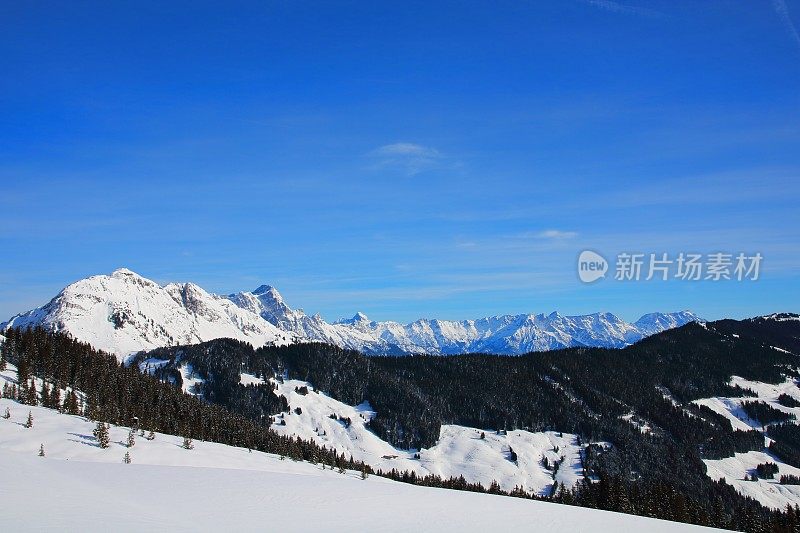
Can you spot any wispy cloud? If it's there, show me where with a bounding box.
[773,0,800,51]
[581,0,663,18]
[536,229,578,240]
[368,142,444,175]
[373,142,440,158]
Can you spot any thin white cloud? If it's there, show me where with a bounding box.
[537,229,578,240]
[368,142,443,175]
[581,0,663,18]
[773,0,800,51]
[373,142,440,158]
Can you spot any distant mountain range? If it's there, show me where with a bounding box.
[1,268,702,360]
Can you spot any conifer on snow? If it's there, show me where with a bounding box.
[93,421,110,448]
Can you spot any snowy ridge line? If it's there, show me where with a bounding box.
[227,283,701,355]
[2,268,702,360]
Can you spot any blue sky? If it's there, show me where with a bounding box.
[1,1,799,323]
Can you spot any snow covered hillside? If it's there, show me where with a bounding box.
[0,375,712,532]
[0,452,710,533]
[694,375,800,509]
[2,268,701,359]
[268,377,586,495]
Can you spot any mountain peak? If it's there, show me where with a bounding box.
[333,312,371,326]
[109,268,157,288]
[111,267,142,278]
[252,284,284,301]
[636,310,700,322]
[633,310,701,337]
[252,284,275,295]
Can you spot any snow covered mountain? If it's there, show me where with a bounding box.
[0,268,295,360]
[227,283,701,355]
[2,268,701,359]
[633,311,702,337]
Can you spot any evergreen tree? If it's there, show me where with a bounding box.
[182,435,194,450]
[16,356,29,389]
[63,390,80,415]
[38,444,45,457]
[25,411,33,428]
[93,421,110,448]
[123,451,132,464]
[40,382,50,408]
[126,428,136,448]
[146,430,155,441]
[0,339,7,371]
[50,386,62,411]
[26,378,37,406]
[2,407,9,419]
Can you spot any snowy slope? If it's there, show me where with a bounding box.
[1,268,294,361]
[2,268,701,359]
[704,450,800,510]
[0,376,712,531]
[268,377,585,495]
[693,375,800,509]
[0,451,709,533]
